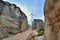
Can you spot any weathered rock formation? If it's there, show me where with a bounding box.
[21,19,28,32]
[44,0,60,40]
[17,9,28,32]
[32,19,44,30]
[15,7,28,32]
[0,0,28,39]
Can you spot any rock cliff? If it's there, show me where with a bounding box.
[44,0,60,40]
[0,0,28,39]
[32,19,44,30]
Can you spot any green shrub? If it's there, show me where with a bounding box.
[37,28,44,36]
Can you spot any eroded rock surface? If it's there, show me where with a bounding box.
[44,0,60,40]
[32,19,44,30]
[0,0,28,39]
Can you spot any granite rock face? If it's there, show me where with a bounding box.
[32,19,44,30]
[0,0,28,39]
[44,0,60,40]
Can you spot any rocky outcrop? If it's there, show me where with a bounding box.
[44,0,60,40]
[17,9,28,32]
[0,0,28,39]
[32,19,44,30]
[21,19,28,32]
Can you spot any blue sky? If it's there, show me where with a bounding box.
[3,0,45,25]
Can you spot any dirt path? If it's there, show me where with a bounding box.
[2,29,38,40]
[35,36,43,40]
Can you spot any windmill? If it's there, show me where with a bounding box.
[28,12,37,26]
[30,13,36,22]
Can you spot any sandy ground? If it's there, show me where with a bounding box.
[2,29,39,40]
[34,36,43,40]
[2,29,44,40]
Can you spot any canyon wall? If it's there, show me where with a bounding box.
[44,0,60,40]
[0,0,28,39]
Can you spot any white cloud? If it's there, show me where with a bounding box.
[12,3,32,23]
[3,0,8,1]
[3,0,32,24]
[17,4,31,22]
[3,0,45,24]
[34,15,44,21]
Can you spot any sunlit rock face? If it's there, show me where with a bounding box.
[44,0,60,40]
[0,0,28,39]
[21,19,28,32]
[32,19,44,30]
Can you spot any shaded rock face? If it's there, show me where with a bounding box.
[19,13,28,32]
[0,1,28,39]
[32,19,44,30]
[0,0,2,1]
[44,0,60,40]
[21,19,28,32]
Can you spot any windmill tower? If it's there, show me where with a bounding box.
[30,13,36,22]
[28,12,36,24]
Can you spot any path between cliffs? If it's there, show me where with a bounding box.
[2,29,43,40]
